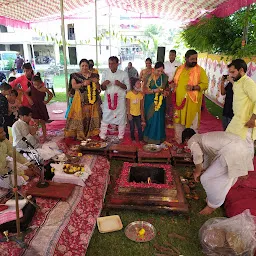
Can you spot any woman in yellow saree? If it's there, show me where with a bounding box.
[64,59,102,140]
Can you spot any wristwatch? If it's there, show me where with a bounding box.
[192,86,195,91]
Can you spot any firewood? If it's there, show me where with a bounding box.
[154,244,176,255]
[164,242,181,255]
[183,184,190,194]
[168,232,186,241]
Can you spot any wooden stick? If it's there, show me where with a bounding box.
[164,242,180,255]
[154,244,176,255]
[168,232,186,241]
[13,147,21,239]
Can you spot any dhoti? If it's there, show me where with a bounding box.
[200,156,237,208]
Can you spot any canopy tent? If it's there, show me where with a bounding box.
[0,0,255,25]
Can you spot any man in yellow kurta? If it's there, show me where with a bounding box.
[173,50,208,143]
[226,59,256,157]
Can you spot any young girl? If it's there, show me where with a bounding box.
[126,77,145,143]
[7,89,21,125]
[26,73,53,142]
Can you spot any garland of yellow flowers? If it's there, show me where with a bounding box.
[154,93,163,111]
[87,82,97,104]
[152,74,163,111]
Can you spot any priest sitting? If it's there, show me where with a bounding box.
[0,123,37,189]
[182,128,253,215]
[12,106,60,160]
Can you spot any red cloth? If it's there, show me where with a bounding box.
[225,158,256,217]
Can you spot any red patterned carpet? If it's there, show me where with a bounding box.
[0,155,110,256]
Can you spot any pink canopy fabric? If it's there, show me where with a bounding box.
[0,0,255,26]
[0,0,93,23]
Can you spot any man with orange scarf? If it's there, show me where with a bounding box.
[172,50,208,143]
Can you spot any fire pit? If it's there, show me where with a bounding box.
[106,163,188,213]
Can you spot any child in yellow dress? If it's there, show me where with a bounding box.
[126,78,145,143]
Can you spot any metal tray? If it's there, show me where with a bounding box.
[125,221,156,242]
[143,144,162,153]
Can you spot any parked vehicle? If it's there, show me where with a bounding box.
[0,51,18,71]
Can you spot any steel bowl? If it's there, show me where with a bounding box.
[125,221,156,242]
[143,144,162,153]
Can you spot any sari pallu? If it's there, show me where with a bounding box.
[143,74,168,144]
[64,73,101,140]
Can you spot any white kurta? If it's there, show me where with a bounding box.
[164,60,181,82]
[12,119,40,151]
[101,69,130,126]
[188,131,254,208]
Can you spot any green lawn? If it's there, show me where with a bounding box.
[86,161,225,256]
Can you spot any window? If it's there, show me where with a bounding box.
[0,25,7,33]
[67,24,75,40]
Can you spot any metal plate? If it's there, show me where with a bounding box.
[143,144,162,153]
[125,221,156,242]
[83,141,108,149]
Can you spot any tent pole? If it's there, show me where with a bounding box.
[95,0,99,68]
[109,5,111,56]
[60,0,69,102]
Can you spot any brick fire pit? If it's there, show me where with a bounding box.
[106,162,188,213]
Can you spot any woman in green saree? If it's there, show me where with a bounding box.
[143,62,169,144]
[64,59,102,140]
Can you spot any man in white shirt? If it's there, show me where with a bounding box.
[182,128,253,215]
[164,50,181,82]
[13,106,61,161]
[99,56,130,141]
[12,106,39,152]
[164,50,181,120]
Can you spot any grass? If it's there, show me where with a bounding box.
[51,92,67,103]
[205,97,223,120]
[86,161,225,256]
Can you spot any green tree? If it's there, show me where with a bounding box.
[181,4,256,57]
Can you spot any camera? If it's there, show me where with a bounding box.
[223,75,228,79]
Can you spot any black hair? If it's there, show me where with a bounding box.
[169,50,176,54]
[0,82,12,91]
[23,62,32,70]
[18,106,32,117]
[128,62,132,65]
[10,68,15,72]
[145,58,152,63]
[227,59,247,73]
[185,49,198,58]
[32,72,42,82]
[79,59,89,66]
[182,128,196,144]
[154,61,165,69]
[130,77,140,88]
[10,89,18,97]
[109,56,119,63]
[8,77,16,83]
[88,59,94,64]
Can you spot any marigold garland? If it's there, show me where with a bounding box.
[87,82,97,104]
[154,93,164,111]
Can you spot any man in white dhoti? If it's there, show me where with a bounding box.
[99,56,130,141]
[182,128,253,215]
